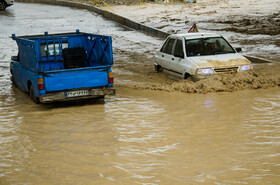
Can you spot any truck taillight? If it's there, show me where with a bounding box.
[108,72,114,84]
[38,78,44,90]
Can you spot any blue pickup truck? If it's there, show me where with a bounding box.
[10,30,115,103]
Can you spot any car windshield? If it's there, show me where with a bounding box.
[185,37,235,57]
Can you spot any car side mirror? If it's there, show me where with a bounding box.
[11,56,19,61]
[174,53,184,58]
[235,47,242,52]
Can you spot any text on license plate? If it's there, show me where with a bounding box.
[65,90,89,98]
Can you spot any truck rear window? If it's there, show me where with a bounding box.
[40,42,68,57]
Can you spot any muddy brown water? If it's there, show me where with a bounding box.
[1,3,280,185]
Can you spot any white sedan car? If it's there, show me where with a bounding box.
[0,0,14,10]
[155,33,253,81]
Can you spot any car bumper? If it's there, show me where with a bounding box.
[191,74,212,81]
[191,66,253,81]
[39,87,115,103]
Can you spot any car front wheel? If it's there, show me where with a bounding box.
[154,63,163,73]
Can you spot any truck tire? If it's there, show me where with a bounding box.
[10,70,17,87]
[10,75,15,85]
[0,1,6,11]
[29,85,40,104]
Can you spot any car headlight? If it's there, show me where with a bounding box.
[240,64,251,71]
[196,68,214,75]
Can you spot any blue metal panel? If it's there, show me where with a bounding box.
[17,42,37,72]
[68,36,83,48]
[44,69,109,92]
[85,34,114,66]
[10,61,23,89]
[21,68,38,94]
[38,61,64,71]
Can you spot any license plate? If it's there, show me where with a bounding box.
[65,90,89,98]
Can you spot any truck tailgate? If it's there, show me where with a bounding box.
[43,67,109,92]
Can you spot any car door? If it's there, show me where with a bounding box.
[172,39,185,77]
[160,38,176,72]
[156,38,169,68]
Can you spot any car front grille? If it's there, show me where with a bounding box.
[214,67,238,73]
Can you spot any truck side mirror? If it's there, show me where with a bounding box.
[174,53,184,58]
[235,47,242,52]
[11,56,18,61]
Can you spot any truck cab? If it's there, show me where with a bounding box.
[10,30,115,103]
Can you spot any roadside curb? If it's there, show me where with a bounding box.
[16,0,170,39]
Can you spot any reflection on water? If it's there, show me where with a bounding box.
[1,88,280,184]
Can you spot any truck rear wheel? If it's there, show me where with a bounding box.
[29,85,40,104]
[0,1,6,11]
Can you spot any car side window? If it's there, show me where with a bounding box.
[174,39,184,57]
[160,38,170,53]
[166,38,176,55]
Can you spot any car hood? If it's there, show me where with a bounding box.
[188,53,251,68]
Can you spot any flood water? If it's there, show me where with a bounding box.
[0,3,280,185]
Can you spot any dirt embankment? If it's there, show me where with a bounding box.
[71,0,280,36]
[207,13,280,36]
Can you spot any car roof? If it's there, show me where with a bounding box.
[169,33,222,40]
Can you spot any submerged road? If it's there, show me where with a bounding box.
[0,3,280,185]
